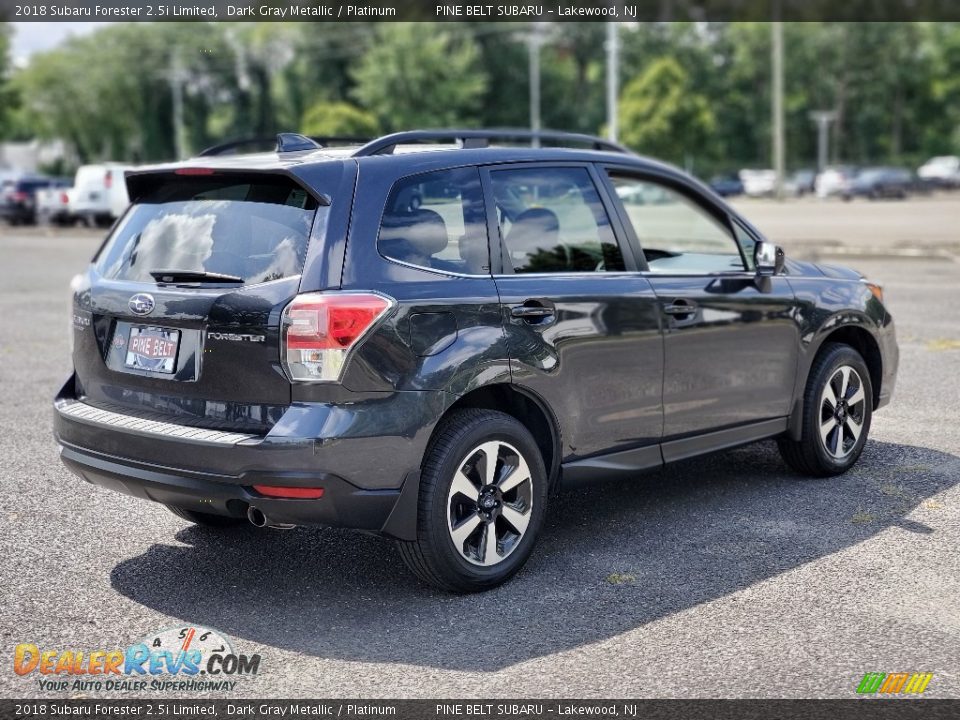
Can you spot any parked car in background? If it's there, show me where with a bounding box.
[0,175,71,225]
[739,169,777,197]
[71,163,132,227]
[36,184,76,226]
[917,155,960,188]
[707,173,744,197]
[815,165,858,198]
[842,167,912,201]
[786,169,817,196]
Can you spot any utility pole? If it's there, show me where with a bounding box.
[771,20,785,201]
[809,111,837,174]
[606,21,619,143]
[529,22,544,146]
[169,48,188,160]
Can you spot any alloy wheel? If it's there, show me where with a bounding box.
[819,365,867,460]
[446,440,534,567]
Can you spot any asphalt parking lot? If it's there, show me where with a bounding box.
[1,198,959,699]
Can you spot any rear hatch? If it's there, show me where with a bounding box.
[71,171,326,434]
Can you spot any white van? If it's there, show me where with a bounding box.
[70,163,132,226]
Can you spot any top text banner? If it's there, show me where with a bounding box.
[4,0,960,22]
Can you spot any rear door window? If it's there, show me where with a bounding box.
[378,167,489,275]
[489,166,625,274]
[95,175,320,285]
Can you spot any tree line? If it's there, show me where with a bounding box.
[1,21,958,174]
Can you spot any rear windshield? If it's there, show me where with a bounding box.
[95,175,320,285]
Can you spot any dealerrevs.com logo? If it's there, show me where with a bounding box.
[14,626,261,693]
[856,672,934,695]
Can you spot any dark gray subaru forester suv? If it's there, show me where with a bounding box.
[55,130,898,592]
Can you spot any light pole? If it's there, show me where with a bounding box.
[809,111,837,173]
[606,21,620,143]
[529,22,545,145]
[169,48,188,160]
[771,21,785,201]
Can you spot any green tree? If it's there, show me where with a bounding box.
[12,23,236,161]
[618,56,716,165]
[0,22,18,139]
[351,23,487,130]
[301,101,379,137]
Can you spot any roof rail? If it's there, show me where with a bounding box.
[351,129,633,157]
[197,134,374,157]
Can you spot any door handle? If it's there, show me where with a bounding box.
[511,303,555,320]
[663,300,697,316]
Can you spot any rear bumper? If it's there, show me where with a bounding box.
[53,376,446,536]
[58,443,404,531]
[0,204,30,222]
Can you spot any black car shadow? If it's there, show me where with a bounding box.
[110,439,958,671]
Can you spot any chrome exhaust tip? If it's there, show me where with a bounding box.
[247,506,295,530]
[247,506,267,527]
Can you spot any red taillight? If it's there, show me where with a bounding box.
[253,485,324,499]
[12,191,28,202]
[174,167,216,176]
[281,292,393,383]
[60,192,69,205]
[104,170,112,189]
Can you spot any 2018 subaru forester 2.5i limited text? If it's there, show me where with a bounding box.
[54,130,898,592]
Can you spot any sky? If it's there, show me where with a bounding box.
[11,22,105,66]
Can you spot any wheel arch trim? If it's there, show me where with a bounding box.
[787,317,883,441]
[379,382,562,541]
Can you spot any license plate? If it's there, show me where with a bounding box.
[125,326,180,374]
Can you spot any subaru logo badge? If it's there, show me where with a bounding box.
[128,293,155,316]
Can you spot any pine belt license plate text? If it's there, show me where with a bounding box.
[125,326,180,374]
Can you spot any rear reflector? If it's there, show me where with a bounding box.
[281,292,394,383]
[253,485,325,499]
[174,167,216,176]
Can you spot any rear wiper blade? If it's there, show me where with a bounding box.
[150,270,244,284]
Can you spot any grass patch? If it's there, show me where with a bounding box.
[879,483,909,499]
[851,509,877,525]
[605,572,637,585]
[922,499,945,510]
[927,338,960,352]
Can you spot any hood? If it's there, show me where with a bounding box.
[815,262,864,281]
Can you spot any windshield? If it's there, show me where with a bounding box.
[95,175,320,285]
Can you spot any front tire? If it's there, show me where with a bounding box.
[778,343,873,477]
[397,409,548,593]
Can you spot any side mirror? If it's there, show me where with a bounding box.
[755,241,785,276]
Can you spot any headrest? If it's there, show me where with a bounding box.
[505,207,560,253]
[381,209,449,256]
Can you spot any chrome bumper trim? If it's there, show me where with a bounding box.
[57,400,256,446]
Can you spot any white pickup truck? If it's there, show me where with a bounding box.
[35,184,74,226]
[69,163,133,226]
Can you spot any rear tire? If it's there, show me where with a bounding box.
[166,505,245,528]
[397,409,548,593]
[778,343,873,477]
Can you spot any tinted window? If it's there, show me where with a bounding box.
[491,167,624,274]
[95,175,319,285]
[609,173,745,273]
[378,167,489,275]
